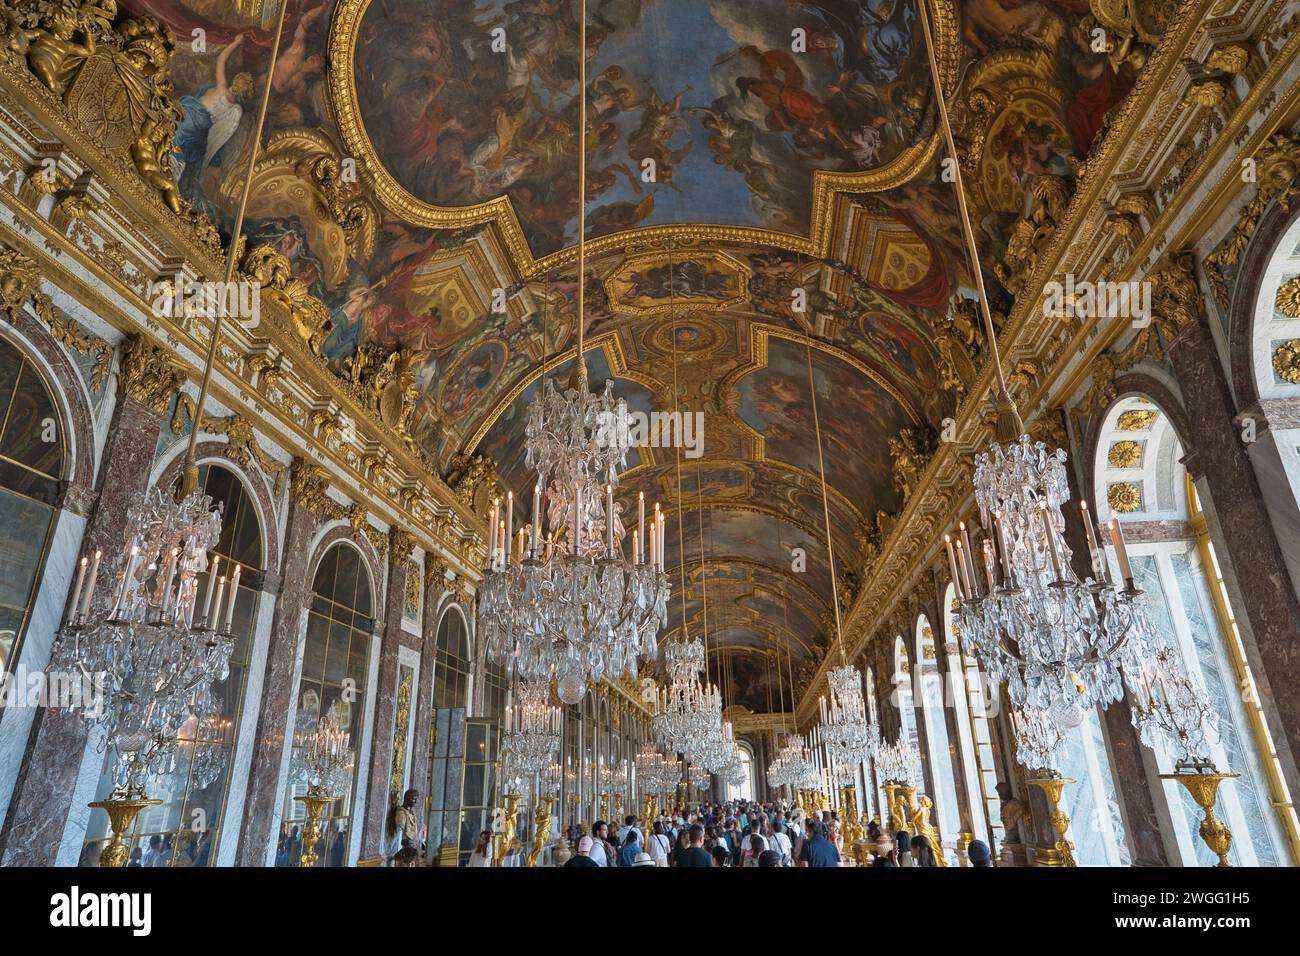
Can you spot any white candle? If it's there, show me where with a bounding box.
[944,534,963,601]
[212,575,227,627]
[490,497,500,568]
[69,556,87,623]
[203,553,221,623]
[1109,518,1133,585]
[505,491,514,564]
[224,564,241,631]
[638,492,645,565]
[959,521,974,580]
[111,545,139,619]
[659,512,666,571]
[1080,500,1102,577]
[633,529,639,566]
[532,484,542,557]
[955,540,974,597]
[80,550,101,620]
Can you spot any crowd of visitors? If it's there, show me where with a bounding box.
[558,800,993,868]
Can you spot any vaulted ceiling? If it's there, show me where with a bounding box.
[138,0,1138,709]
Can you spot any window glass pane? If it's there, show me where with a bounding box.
[1,361,63,477]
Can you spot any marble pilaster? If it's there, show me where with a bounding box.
[409,568,450,822]
[0,335,180,865]
[1167,291,1300,783]
[358,529,415,862]
[234,459,325,866]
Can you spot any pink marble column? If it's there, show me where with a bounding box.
[1167,295,1300,777]
[234,459,327,866]
[407,563,450,824]
[0,336,182,865]
[358,529,415,863]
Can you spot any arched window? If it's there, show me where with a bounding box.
[916,615,960,855]
[891,637,924,786]
[944,583,999,849]
[1093,395,1298,864]
[432,607,471,712]
[277,542,374,867]
[482,662,508,722]
[728,741,755,802]
[0,334,65,676]
[82,463,263,867]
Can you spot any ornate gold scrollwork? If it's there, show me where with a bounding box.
[1107,439,1143,468]
[0,242,112,387]
[1107,480,1142,512]
[443,451,501,516]
[240,244,333,357]
[888,427,934,503]
[342,342,423,451]
[170,394,287,495]
[119,332,185,412]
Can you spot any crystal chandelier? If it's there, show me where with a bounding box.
[653,636,722,754]
[476,1,669,703]
[635,744,678,794]
[1131,647,1219,767]
[1010,706,1067,775]
[500,679,563,778]
[912,0,1157,714]
[947,444,1156,711]
[52,485,235,795]
[298,715,352,795]
[689,718,739,773]
[687,765,711,792]
[875,734,919,786]
[768,732,815,789]
[819,664,873,769]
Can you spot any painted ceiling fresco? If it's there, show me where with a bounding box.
[125,0,1140,710]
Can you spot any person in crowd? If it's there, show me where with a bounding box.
[768,818,793,865]
[798,819,841,868]
[647,821,671,866]
[590,821,615,867]
[910,834,938,867]
[468,828,493,867]
[710,844,730,867]
[632,851,657,867]
[565,835,600,867]
[671,827,692,867]
[742,827,768,866]
[893,830,915,867]
[618,828,642,867]
[392,837,420,867]
[142,834,167,867]
[676,825,715,867]
[758,849,782,868]
[871,854,896,867]
[968,839,993,867]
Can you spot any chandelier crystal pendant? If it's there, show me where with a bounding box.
[1130,647,1220,767]
[1010,706,1068,775]
[52,485,235,796]
[500,679,563,781]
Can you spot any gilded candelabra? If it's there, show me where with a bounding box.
[90,791,162,868]
[527,796,554,867]
[293,788,337,867]
[1160,765,1239,866]
[1027,775,1077,867]
[492,792,521,867]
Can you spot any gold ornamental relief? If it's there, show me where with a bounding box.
[1116,409,1157,431]
[1107,440,1143,468]
[1275,277,1300,318]
[1273,339,1300,385]
[1107,481,1143,513]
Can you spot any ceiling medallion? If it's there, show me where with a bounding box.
[1274,276,1300,318]
[1107,481,1143,513]
[1107,440,1144,469]
[1273,338,1300,385]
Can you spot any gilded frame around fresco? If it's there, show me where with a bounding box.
[324,0,962,277]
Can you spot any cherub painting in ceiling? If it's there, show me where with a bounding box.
[351,0,933,254]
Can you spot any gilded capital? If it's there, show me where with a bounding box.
[288,457,330,508]
[119,334,186,412]
[425,555,451,593]
[1149,251,1202,340]
[0,245,42,314]
[390,526,416,559]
